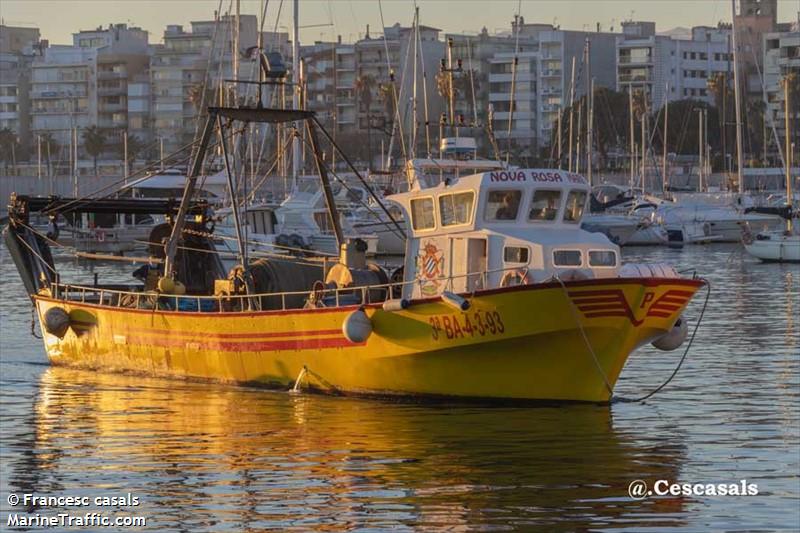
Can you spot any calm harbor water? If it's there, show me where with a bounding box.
[1,244,798,531]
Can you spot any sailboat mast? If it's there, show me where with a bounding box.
[587,78,594,186]
[585,39,592,186]
[731,0,745,192]
[641,99,646,194]
[629,87,634,191]
[291,0,301,186]
[410,6,418,160]
[662,83,669,195]
[785,76,793,232]
[698,108,704,191]
[568,57,576,172]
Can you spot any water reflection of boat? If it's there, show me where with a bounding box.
[19,366,688,530]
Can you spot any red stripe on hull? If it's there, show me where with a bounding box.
[124,327,343,340]
[131,334,360,351]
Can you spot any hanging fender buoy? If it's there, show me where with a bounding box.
[43,307,71,338]
[382,298,409,311]
[157,276,175,293]
[342,308,372,343]
[652,316,689,351]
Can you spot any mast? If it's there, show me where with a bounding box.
[568,56,576,172]
[785,75,793,232]
[291,0,300,186]
[576,99,582,174]
[234,0,240,90]
[662,83,669,195]
[123,130,128,184]
[447,36,455,127]
[704,107,709,183]
[163,116,215,278]
[37,135,41,181]
[585,39,592,186]
[698,108,704,191]
[557,108,562,169]
[410,6,418,160]
[629,86,635,191]
[587,78,594,186]
[731,0,745,192]
[640,100,646,194]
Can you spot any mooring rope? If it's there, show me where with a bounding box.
[556,277,615,396]
[614,279,711,403]
[558,276,712,403]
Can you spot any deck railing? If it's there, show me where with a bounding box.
[48,266,530,313]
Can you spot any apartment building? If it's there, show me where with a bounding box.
[456,19,617,154]
[617,21,732,108]
[30,24,148,153]
[0,25,41,148]
[764,29,800,158]
[150,15,258,152]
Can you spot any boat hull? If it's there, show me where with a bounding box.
[744,234,800,262]
[34,277,703,403]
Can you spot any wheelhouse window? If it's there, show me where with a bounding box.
[564,190,587,222]
[410,197,435,230]
[485,190,522,221]
[528,190,561,221]
[439,192,475,226]
[589,250,617,267]
[504,246,529,263]
[553,250,582,266]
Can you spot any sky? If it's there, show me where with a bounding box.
[1,0,799,46]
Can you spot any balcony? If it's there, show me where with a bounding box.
[98,103,126,113]
[31,90,87,99]
[97,86,124,96]
[31,107,88,115]
[541,69,562,77]
[97,118,127,128]
[618,74,650,83]
[97,71,125,80]
[618,56,652,65]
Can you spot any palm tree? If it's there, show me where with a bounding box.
[82,125,106,174]
[355,74,376,168]
[0,128,18,172]
[115,133,145,165]
[378,81,396,126]
[707,73,732,168]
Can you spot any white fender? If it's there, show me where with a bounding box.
[342,308,372,343]
[652,316,689,351]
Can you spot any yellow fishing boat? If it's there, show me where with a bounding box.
[5,107,706,403]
